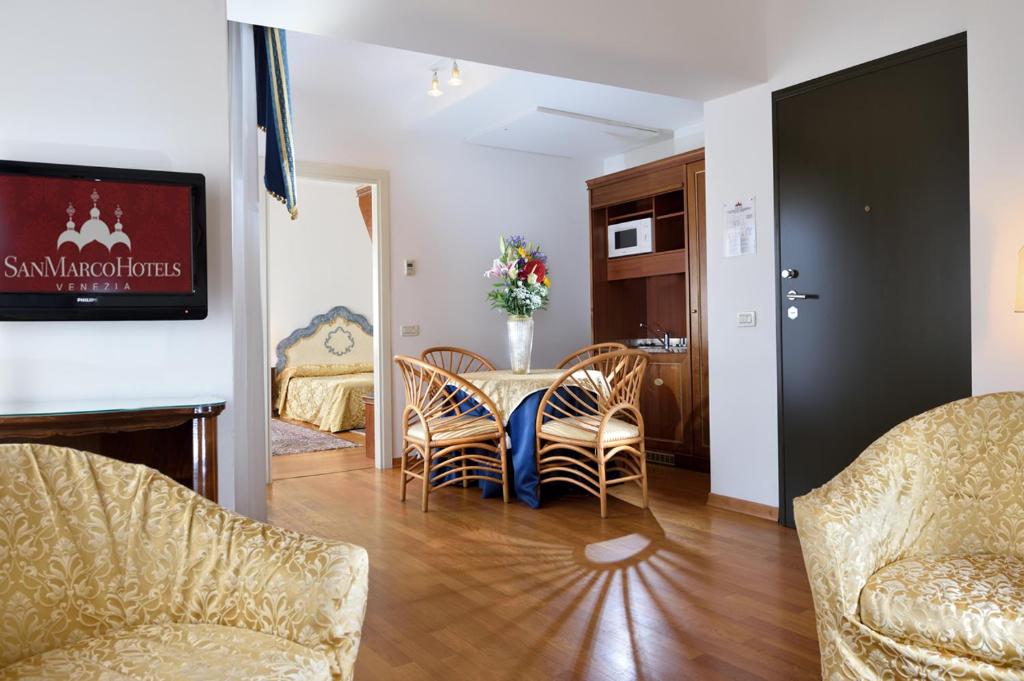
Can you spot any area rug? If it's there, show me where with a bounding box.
[271,419,358,456]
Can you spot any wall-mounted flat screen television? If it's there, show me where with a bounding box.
[0,160,207,320]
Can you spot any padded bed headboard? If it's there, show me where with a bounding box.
[275,306,374,372]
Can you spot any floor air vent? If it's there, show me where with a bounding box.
[646,450,675,466]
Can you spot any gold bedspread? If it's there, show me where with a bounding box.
[276,363,374,432]
[0,443,369,680]
[794,392,1024,680]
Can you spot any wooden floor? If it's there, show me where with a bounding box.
[271,418,373,481]
[267,464,821,681]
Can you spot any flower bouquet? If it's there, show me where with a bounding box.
[484,235,550,373]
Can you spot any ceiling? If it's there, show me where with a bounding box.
[227,0,767,101]
[285,32,704,160]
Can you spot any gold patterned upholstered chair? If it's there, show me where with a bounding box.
[795,392,1024,681]
[0,443,368,681]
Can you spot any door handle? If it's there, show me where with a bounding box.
[786,290,816,301]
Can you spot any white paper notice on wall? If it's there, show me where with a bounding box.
[724,198,757,257]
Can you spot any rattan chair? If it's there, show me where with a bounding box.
[420,346,497,462]
[555,342,628,369]
[394,355,508,511]
[536,350,648,517]
[421,346,497,374]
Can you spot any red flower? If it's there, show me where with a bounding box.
[519,259,546,282]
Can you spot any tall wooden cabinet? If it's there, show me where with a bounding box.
[586,150,709,471]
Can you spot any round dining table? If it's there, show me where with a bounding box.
[454,368,567,508]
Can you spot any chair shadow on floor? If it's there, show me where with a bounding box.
[430,497,740,681]
[280,462,820,680]
[397,480,820,681]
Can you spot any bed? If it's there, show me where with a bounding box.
[273,306,374,432]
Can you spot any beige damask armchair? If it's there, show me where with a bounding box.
[0,443,368,681]
[795,392,1024,681]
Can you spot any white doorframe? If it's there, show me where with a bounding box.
[261,160,394,472]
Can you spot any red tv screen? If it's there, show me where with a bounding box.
[0,174,193,294]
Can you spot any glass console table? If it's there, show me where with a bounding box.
[0,397,226,501]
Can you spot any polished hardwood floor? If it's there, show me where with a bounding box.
[267,464,821,680]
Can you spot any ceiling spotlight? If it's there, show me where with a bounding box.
[427,70,444,97]
[449,60,463,86]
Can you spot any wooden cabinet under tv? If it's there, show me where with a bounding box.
[586,149,709,471]
[0,398,225,501]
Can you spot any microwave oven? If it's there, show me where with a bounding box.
[608,217,653,258]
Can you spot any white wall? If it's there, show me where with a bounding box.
[0,1,240,509]
[381,143,594,449]
[377,141,595,369]
[266,177,373,363]
[705,0,1024,507]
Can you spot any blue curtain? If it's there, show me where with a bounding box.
[254,25,298,219]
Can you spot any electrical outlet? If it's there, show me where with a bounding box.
[737,311,757,327]
[400,324,420,337]
[403,259,416,276]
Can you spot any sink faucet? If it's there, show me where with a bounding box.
[640,321,672,350]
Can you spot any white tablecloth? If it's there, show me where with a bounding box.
[459,369,563,422]
[459,369,609,422]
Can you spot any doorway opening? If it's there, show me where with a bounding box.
[262,162,392,482]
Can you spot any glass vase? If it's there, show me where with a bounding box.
[506,314,534,374]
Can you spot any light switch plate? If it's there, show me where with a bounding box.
[400,324,420,337]
[737,311,757,327]
[403,259,416,276]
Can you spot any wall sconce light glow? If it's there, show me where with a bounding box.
[1015,247,1024,312]
[449,60,463,86]
[427,70,444,97]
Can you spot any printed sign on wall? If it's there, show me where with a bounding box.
[0,175,193,294]
[724,197,757,258]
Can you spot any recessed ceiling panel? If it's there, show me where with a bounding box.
[467,107,672,158]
